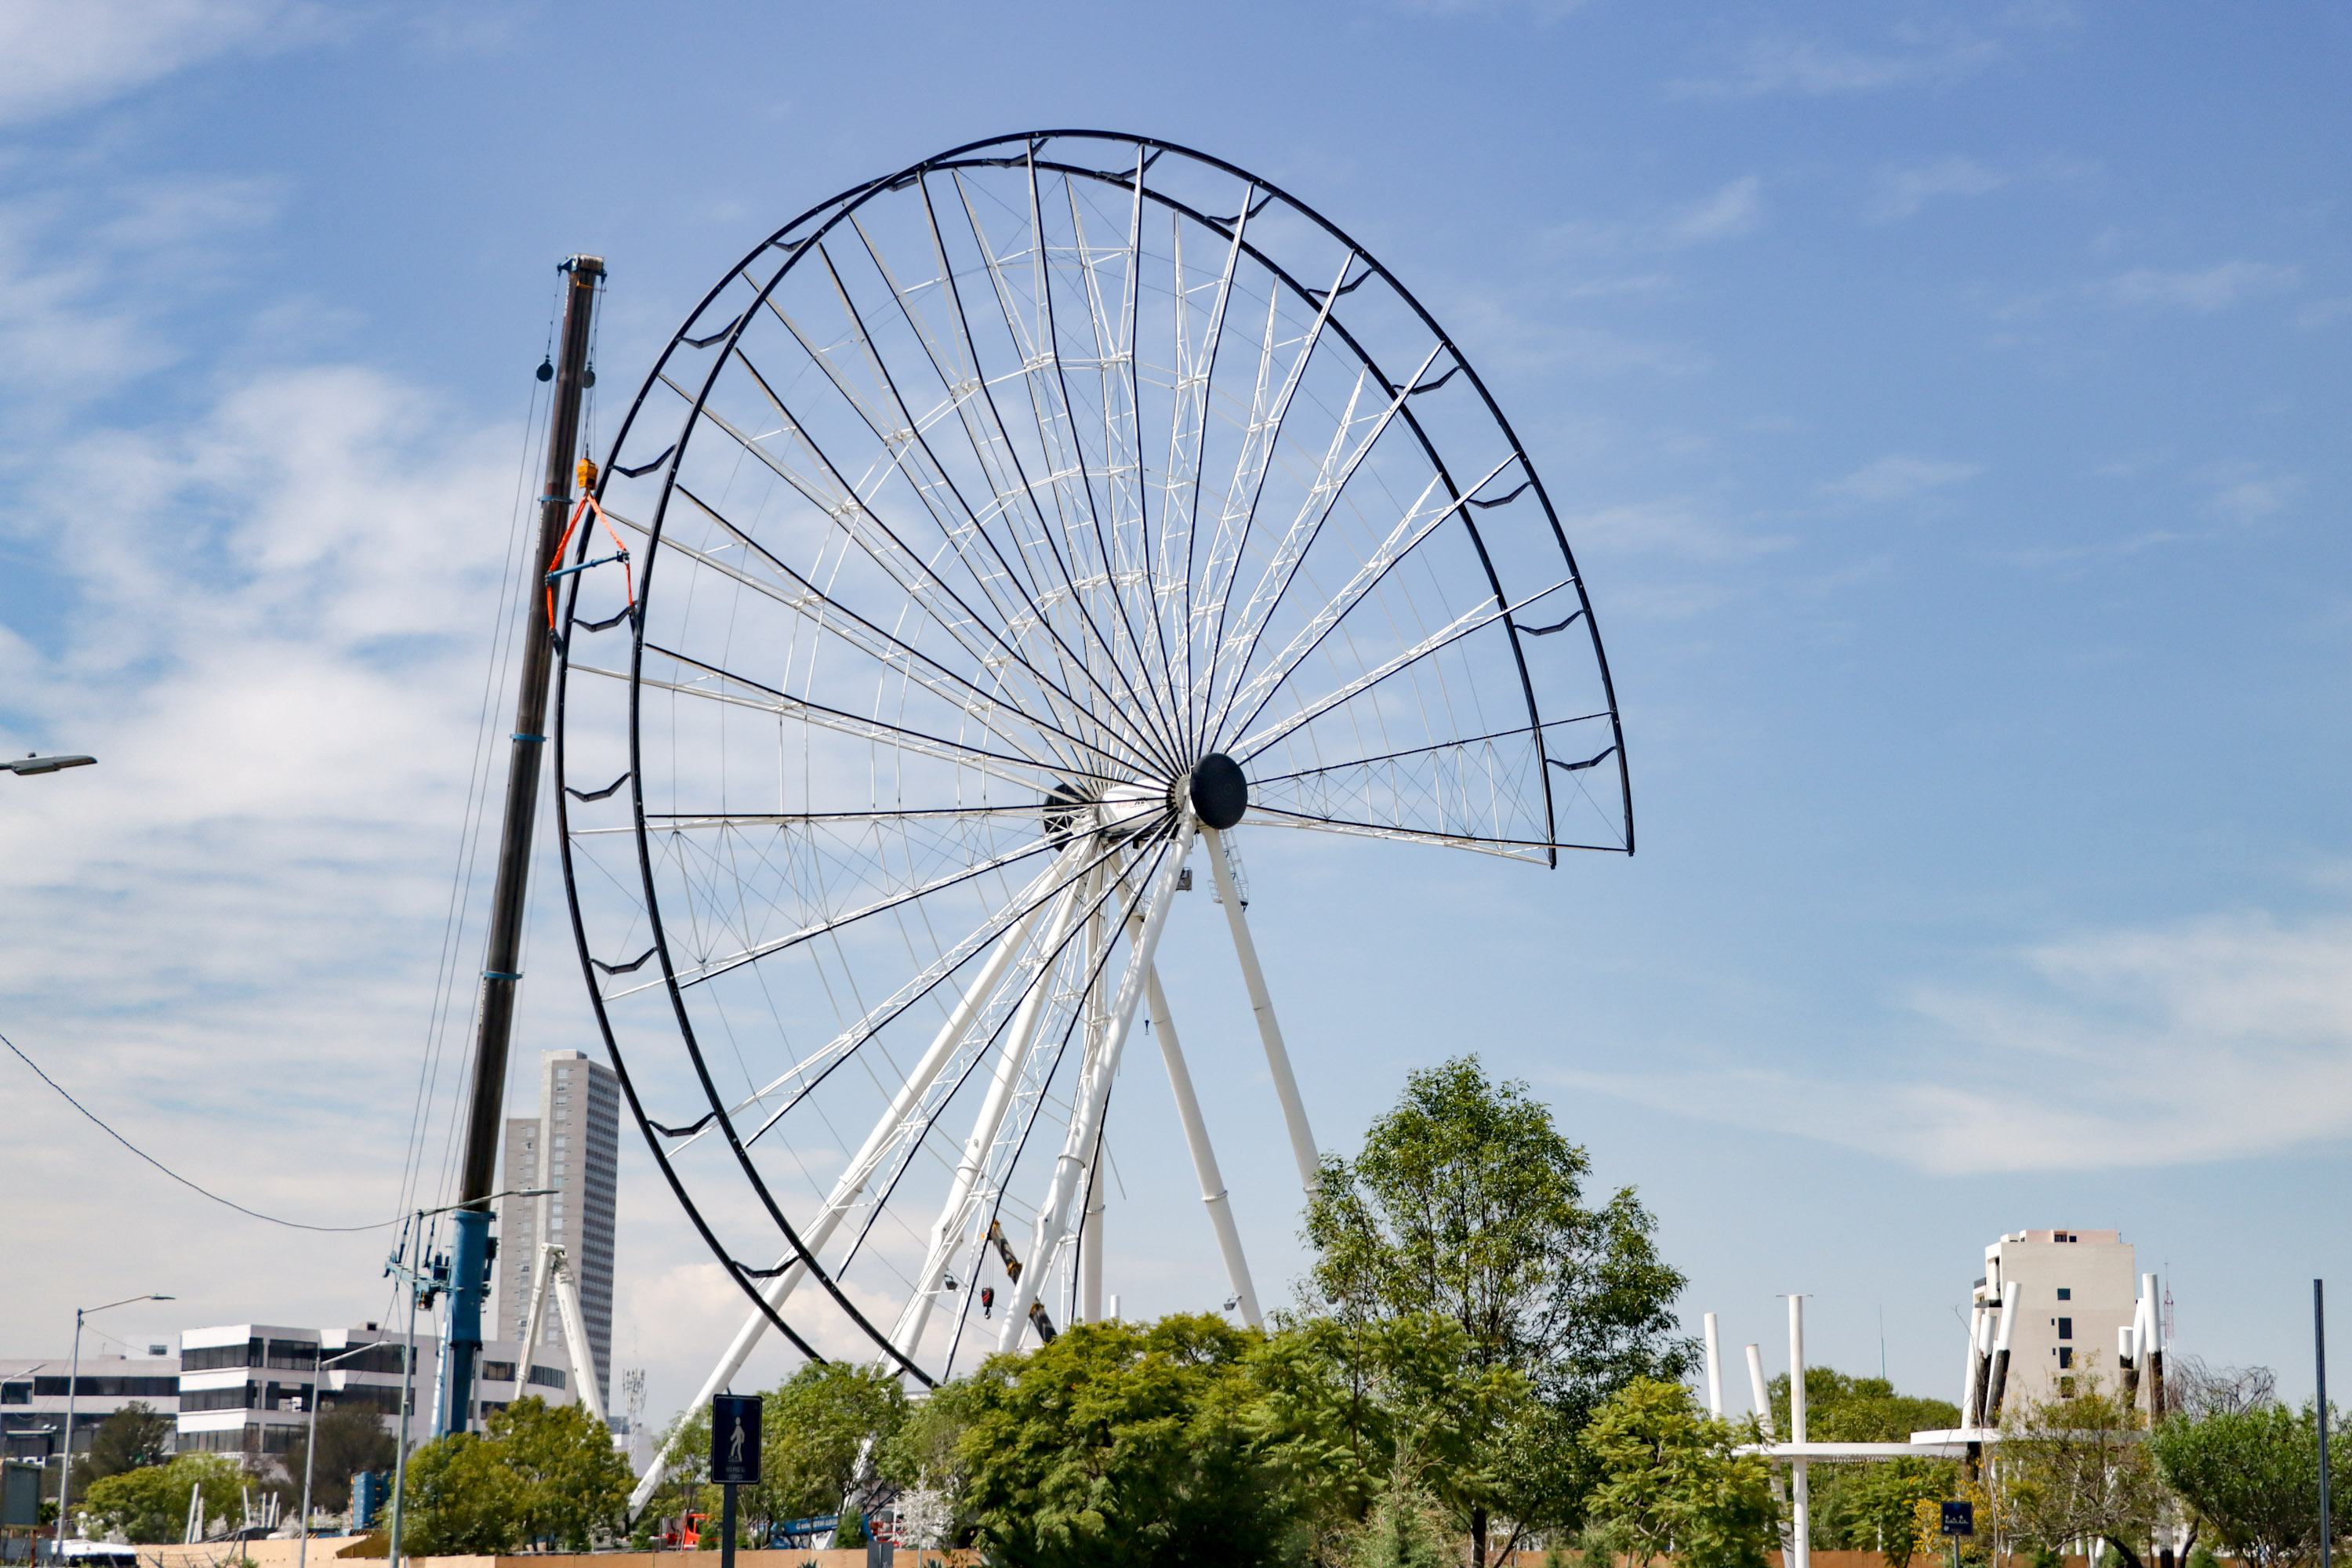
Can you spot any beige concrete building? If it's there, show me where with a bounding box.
[1973,1228,2139,1410]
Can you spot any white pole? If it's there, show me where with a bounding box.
[1961,1305,1985,1425]
[1703,1312,1724,1417]
[883,869,1094,1366]
[628,876,1065,1515]
[1203,826,1319,1192]
[518,1244,554,1380]
[1748,1342,1793,1562]
[550,1254,606,1425]
[999,829,1193,1351]
[1080,1160,1105,1326]
[55,1311,82,1553]
[1789,1296,1809,1568]
[1142,961,1261,1326]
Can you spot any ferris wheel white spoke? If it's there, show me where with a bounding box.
[1246,807,1560,862]
[1229,578,1574,763]
[1185,246,1356,742]
[953,169,1184,767]
[997,827,1192,1351]
[1201,342,1447,745]
[1142,960,1261,1327]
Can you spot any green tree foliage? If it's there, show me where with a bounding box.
[957,1314,1291,1568]
[2150,1403,2349,1568]
[1250,1310,1537,1563]
[1763,1369,1961,1555]
[1305,1055,1691,1564]
[877,1374,990,1544]
[82,1453,243,1544]
[1578,1377,1777,1568]
[73,1403,177,1498]
[281,1406,398,1516]
[660,1361,909,1543]
[1995,1371,2176,1568]
[398,1397,629,1554]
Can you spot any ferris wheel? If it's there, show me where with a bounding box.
[548,129,1630,1484]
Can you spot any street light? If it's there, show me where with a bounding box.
[384,1190,552,1568]
[2,755,96,776]
[53,1295,172,1564]
[295,1341,387,1568]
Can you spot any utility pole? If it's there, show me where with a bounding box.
[437,255,604,1439]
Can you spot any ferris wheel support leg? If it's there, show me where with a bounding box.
[1143,961,1262,1327]
[1080,1169,1104,1325]
[998,829,1194,1352]
[624,873,1065,1518]
[887,871,1092,1359]
[1203,826,1320,1192]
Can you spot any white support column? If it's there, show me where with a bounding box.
[550,1254,605,1427]
[1143,961,1261,1327]
[1203,826,1318,1192]
[1789,1295,1809,1568]
[999,829,1194,1352]
[1703,1312,1724,1417]
[887,868,1094,1360]
[627,870,1066,1516]
[518,1246,554,1377]
[1748,1342,1793,1561]
[1080,1174,1104,1325]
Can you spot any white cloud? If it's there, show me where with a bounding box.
[1557,907,2352,1173]
[1669,7,2079,101]
[1868,156,2011,222]
[0,1,329,128]
[1563,498,1789,564]
[1665,176,1765,245]
[1817,454,1982,505]
[2094,261,2300,313]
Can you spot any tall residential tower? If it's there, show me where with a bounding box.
[497,1050,620,1410]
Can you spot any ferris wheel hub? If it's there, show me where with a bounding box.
[1184,753,1248,830]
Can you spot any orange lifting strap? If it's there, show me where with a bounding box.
[545,457,636,627]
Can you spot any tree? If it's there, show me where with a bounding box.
[281,1406,398,1516]
[1995,1370,2176,1568]
[400,1432,525,1555]
[493,1396,633,1549]
[83,1454,243,1544]
[957,1314,1291,1568]
[2150,1403,2347,1568]
[1305,1055,1692,1565]
[1250,1309,1538,1564]
[761,1360,908,1526]
[73,1403,176,1498]
[878,1375,991,1546]
[1578,1377,1777,1568]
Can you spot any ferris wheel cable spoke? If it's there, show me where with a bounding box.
[1156,176,1258,753]
[683,372,1174,775]
[1025,149,1170,756]
[1211,452,1519,746]
[764,245,1122,744]
[1245,804,1577,860]
[1185,246,1359,742]
[1228,577,1573,764]
[1245,712,1614,786]
[659,485,1158,780]
[1200,340,1448,746]
[998,826,1192,1351]
[951,170,1187,768]
[584,652,1130,798]
[1111,144,1181,735]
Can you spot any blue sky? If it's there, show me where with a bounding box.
[2,0,2347,1426]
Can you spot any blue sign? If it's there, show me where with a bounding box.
[710,1394,763,1485]
[1940,1501,1974,1537]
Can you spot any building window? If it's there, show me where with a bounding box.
[2058,1317,2073,1341]
[481,1363,517,1385]
[0,1385,27,1406]
[2059,1375,2077,1397]
[526,1365,567,1390]
[2056,1287,2071,1301]
[2058,1347,2074,1370]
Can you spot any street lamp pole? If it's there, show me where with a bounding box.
[52,1295,171,1565]
[385,1190,549,1568]
[296,1343,379,1568]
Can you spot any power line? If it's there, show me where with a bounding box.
[3,1029,397,1233]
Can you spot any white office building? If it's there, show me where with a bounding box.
[495,1050,621,1410]
[2,1345,181,1469]
[175,1324,575,1457]
[1972,1228,2140,1410]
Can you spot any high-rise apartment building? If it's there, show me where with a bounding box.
[1971,1228,2139,1411]
[497,1050,621,1411]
